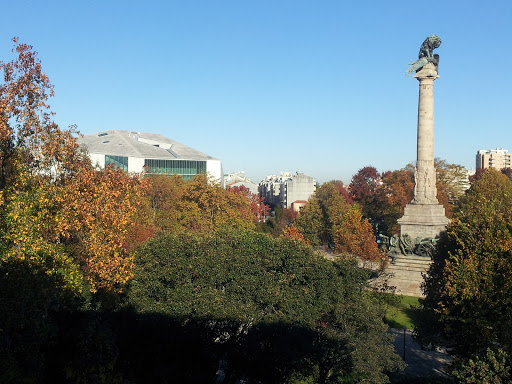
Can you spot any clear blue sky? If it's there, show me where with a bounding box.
[2,1,511,184]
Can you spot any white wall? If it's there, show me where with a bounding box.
[207,159,224,185]
[128,157,145,173]
[89,153,105,168]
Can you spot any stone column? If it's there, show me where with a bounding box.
[398,62,449,239]
[413,64,438,204]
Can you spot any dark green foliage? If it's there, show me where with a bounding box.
[292,197,325,245]
[1,228,404,383]
[0,258,81,383]
[130,229,338,324]
[418,168,512,358]
[129,229,404,383]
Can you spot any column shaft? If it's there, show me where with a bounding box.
[413,65,438,204]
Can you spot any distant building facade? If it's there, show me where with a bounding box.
[259,172,316,209]
[224,171,258,194]
[77,130,223,183]
[476,148,511,170]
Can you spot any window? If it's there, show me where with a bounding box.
[105,155,128,172]
[144,159,207,180]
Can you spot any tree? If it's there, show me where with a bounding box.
[333,205,385,267]
[419,168,512,357]
[58,165,146,292]
[452,348,511,384]
[130,229,404,383]
[435,158,469,218]
[350,167,382,209]
[262,205,298,237]
[0,39,146,294]
[316,179,353,205]
[469,167,486,184]
[349,167,387,234]
[293,181,352,246]
[143,174,268,235]
[281,224,310,245]
[293,197,325,246]
[316,181,352,240]
[379,169,414,235]
[501,167,512,181]
[226,184,269,223]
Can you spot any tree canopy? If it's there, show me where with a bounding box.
[130,229,404,383]
[0,38,147,294]
[0,39,405,384]
[419,168,512,358]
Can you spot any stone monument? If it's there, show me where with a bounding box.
[397,35,450,239]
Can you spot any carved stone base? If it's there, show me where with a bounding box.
[397,203,450,239]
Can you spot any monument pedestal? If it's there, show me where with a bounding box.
[398,203,450,239]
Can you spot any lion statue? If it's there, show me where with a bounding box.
[406,34,442,76]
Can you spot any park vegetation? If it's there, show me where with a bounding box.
[3,38,512,383]
[416,168,512,382]
[0,39,406,383]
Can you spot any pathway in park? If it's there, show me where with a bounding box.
[389,328,452,378]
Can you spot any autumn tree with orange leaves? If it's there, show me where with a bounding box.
[0,38,146,293]
[281,224,310,245]
[333,205,385,268]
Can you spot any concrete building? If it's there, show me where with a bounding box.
[259,172,316,209]
[476,148,511,170]
[258,173,289,207]
[224,171,258,194]
[77,130,223,183]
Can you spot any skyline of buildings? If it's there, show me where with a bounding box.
[77,131,509,205]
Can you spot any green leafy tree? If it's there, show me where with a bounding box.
[130,229,404,383]
[419,168,512,357]
[316,181,352,241]
[452,348,511,384]
[435,158,469,218]
[293,181,352,246]
[293,197,325,245]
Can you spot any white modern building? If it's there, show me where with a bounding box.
[77,130,223,183]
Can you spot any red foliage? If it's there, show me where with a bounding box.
[227,185,270,222]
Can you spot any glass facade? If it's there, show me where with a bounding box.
[105,155,128,172]
[144,159,207,180]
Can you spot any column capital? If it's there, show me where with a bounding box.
[414,63,439,80]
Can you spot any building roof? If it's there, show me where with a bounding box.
[77,130,217,161]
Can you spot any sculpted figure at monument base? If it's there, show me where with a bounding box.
[379,234,437,261]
